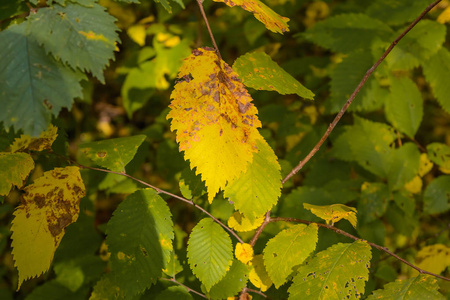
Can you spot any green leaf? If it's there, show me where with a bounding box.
[386,20,446,71]
[224,138,282,222]
[329,51,374,113]
[0,22,85,136]
[423,47,450,113]
[79,135,146,172]
[0,152,34,196]
[427,143,450,170]
[187,218,233,291]
[358,182,390,224]
[367,274,445,300]
[303,204,357,228]
[179,167,206,200]
[26,280,85,300]
[385,77,423,138]
[106,189,174,298]
[366,0,435,26]
[29,3,119,82]
[233,52,314,99]
[332,116,396,177]
[208,260,250,299]
[423,176,450,214]
[387,143,420,190]
[288,241,372,300]
[302,13,392,53]
[155,286,194,300]
[263,224,318,288]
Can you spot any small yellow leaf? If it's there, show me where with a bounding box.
[11,166,85,289]
[235,243,254,265]
[212,0,289,34]
[418,153,434,177]
[248,255,272,292]
[167,48,262,202]
[404,175,422,194]
[437,6,450,24]
[164,36,180,48]
[303,203,357,228]
[413,244,450,276]
[228,212,264,232]
[11,125,58,153]
[127,25,146,46]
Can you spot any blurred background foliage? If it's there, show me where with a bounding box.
[1,0,450,298]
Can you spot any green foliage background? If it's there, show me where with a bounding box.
[0,0,450,299]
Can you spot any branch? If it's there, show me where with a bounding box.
[51,152,244,244]
[195,0,222,60]
[282,0,443,184]
[160,277,208,299]
[271,217,450,282]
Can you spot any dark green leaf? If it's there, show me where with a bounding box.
[208,260,250,299]
[423,48,450,113]
[423,176,450,214]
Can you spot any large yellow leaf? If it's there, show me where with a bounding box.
[167,47,262,202]
[212,0,290,34]
[11,166,85,289]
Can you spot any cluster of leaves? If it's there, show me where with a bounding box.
[0,0,450,299]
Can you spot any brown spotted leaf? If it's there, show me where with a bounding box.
[11,166,85,289]
[212,0,289,34]
[10,125,58,153]
[167,47,262,202]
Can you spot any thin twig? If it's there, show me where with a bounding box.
[270,217,450,282]
[242,287,267,298]
[282,0,443,184]
[51,152,244,244]
[160,277,208,298]
[249,211,270,247]
[195,0,222,60]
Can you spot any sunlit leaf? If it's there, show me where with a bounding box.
[212,0,289,34]
[233,51,314,99]
[304,203,357,228]
[224,138,281,221]
[249,254,272,292]
[367,274,445,300]
[187,218,233,291]
[0,153,34,196]
[289,241,372,300]
[11,166,85,289]
[167,47,262,202]
[228,212,264,232]
[264,224,318,288]
[106,189,174,297]
[235,243,254,265]
[79,135,146,172]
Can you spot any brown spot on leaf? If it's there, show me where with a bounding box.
[97,151,107,158]
[34,194,46,208]
[192,48,202,56]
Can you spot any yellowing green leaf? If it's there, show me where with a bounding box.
[127,25,146,46]
[11,166,85,289]
[11,125,58,153]
[233,52,314,99]
[79,135,146,172]
[263,224,318,288]
[228,212,264,232]
[249,254,272,292]
[224,138,281,221]
[167,47,262,202]
[208,260,250,300]
[0,152,34,196]
[418,153,433,177]
[289,241,372,300]
[413,244,450,276]
[303,203,357,228]
[235,243,254,265]
[212,0,289,34]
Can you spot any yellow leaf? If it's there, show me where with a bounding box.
[228,212,264,232]
[248,255,272,291]
[11,166,85,289]
[167,48,262,202]
[235,243,254,265]
[11,125,58,153]
[212,0,289,34]
[0,152,34,196]
[404,175,422,194]
[127,25,146,46]
[413,244,450,276]
[438,6,450,24]
[303,203,357,228]
[418,153,434,177]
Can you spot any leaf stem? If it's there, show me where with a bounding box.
[282,0,443,184]
[270,217,450,282]
[160,277,208,298]
[195,0,222,60]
